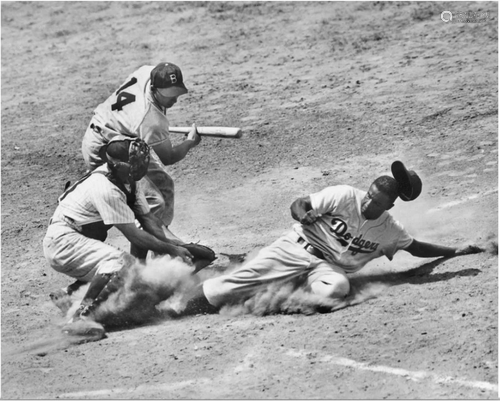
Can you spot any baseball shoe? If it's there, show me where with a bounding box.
[315,304,333,314]
[63,303,106,343]
[183,295,219,315]
[62,318,107,343]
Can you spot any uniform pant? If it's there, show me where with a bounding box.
[137,151,174,227]
[82,123,175,226]
[203,231,351,307]
[43,219,133,283]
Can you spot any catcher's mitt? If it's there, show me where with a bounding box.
[182,243,217,273]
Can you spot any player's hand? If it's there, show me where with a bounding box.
[186,123,201,147]
[175,246,194,265]
[300,210,320,225]
[455,244,485,256]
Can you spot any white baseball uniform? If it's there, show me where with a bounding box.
[43,165,150,282]
[203,185,413,306]
[81,65,175,225]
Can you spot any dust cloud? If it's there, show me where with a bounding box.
[62,173,498,327]
[219,280,389,317]
[94,255,200,325]
[93,253,388,322]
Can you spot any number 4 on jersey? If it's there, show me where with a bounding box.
[111,77,137,111]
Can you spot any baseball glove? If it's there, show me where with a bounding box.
[182,243,217,273]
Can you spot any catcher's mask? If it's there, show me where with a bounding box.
[391,161,422,202]
[102,137,150,181]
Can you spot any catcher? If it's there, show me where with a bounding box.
[43,137,215,338]
[188,161,485,312]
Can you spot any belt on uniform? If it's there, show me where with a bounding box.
[90,122,134,139]
[54,215,83,233]
[296,236,326,260]
[54,214,110,242]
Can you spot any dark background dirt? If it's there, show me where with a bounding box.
[1,1,498,399]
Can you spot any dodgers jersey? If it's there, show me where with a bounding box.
[54,165,150,227]
[82,65,171,168]
[293,185,413,273]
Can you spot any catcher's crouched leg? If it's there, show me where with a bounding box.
[69,272,119,323]
[62,273,116,341]
[94,271,126,306]
[92,267,166,329]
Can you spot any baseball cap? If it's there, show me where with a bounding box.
[100,136,131,163]
[391,161,422,202]
[150,62,188,97]
[105,139,130,162]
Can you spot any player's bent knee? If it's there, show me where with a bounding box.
[96,252,135,276]
[310,277,350,299]
[202,276,225,307]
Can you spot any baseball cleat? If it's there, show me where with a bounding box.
[62,319,107,343]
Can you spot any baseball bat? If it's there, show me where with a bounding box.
[169,126,243,139]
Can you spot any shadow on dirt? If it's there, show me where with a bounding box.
[350,257,482,290]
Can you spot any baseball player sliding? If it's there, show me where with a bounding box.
[187,162,485,313]
[44,138,215,339]
[81,61,201,256]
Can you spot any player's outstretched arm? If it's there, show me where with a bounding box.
[136,212,183,245]
[115,222,193,264]
[405,239,485,258]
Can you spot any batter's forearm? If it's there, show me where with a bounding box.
[152,140,195,166]
[167,141,197,165]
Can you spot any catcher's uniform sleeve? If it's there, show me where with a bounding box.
[89,176,137,225]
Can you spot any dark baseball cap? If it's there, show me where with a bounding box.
[150,62,188,97]
[391,161,422,202]
[101,136,132,163]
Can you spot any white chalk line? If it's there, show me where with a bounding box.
[59,378,212,398]
[58,348,258,398]
[427,189,498,213]
[287,349,498,392]
[59,349,497,398]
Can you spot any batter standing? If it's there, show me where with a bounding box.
[81,62,200,240]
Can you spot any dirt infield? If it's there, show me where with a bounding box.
[1,2,498,399]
